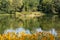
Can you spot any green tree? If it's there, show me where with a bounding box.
[54,0,60,14]
[38,0,54,14]
[23,0,39,11]
[0,0,23,13]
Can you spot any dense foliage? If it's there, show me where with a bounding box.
[0,0,60,14]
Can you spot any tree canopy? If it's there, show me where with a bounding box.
[0,0,60,14]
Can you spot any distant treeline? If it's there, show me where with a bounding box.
[0,0,60,14]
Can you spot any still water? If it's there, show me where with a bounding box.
[4,27,57,36]
[0,14,60,37]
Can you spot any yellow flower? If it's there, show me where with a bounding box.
[0,32,55,40]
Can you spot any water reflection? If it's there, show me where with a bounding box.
[15,27,25,33]
[25,29,31,34]
[4,29,15,34]
[4,15,58,36]
[4,27,31,34]
[4,27,57,36]
[49,28,57,36]
[1,14,60,34]
[36,28,43,32]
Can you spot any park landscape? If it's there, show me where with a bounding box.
[0,0,60,40]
